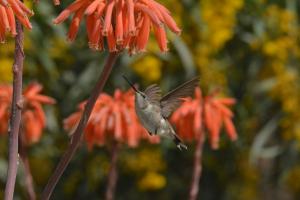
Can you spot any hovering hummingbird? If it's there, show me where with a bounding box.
[122,75,199,150]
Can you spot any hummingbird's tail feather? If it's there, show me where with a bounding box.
[173,134,187,151]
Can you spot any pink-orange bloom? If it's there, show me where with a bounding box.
[171,87,237,150]
[53,0,181,53]
[64,89,159,150]
[0,83,56,144]
[0,0,33,42]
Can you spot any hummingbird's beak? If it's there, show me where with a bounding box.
[122,75,139,93]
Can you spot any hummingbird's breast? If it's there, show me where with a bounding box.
[135,101,162,134]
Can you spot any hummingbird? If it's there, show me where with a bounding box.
[122,75,199,150]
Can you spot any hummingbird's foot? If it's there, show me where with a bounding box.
[177,143,188,151]
[173,135,187,150]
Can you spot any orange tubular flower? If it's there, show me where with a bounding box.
[64,89,159,150]
[0,83,56,144]
[171,87,237,150]
[53,0,181,53]
[0,0,33,42]
[0,85,12,134]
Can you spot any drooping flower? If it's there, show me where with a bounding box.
[0,83,56,144]
[171,87,237,149]
[0,85,12,134]
[64,89,159,150]
[0,0,33,42]
[53,0,181,53]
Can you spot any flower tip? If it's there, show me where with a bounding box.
[175,29,182,35]
[27,23,33,30]
[211,142,219,150]
[53,19,59,24]
[53,0,60,5]
[102,30,108,36]
[116,38,123,45]
[230,134,238,141]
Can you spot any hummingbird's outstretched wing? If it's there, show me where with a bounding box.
[144,84,162,105]
[160,77,199,118]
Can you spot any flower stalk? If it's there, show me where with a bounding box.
[4,19,24,200]
[188,132,205,200]
[19,129,36,200]
[105,141,120,200]
[41,52,119,200]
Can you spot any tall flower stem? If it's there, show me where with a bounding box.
[19,130,36,200]
[41,52,119,200]
[4,20,24,200]
[189,132,205,200]
[105,142,120,200]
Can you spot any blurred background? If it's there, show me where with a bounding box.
[1,0,300,199]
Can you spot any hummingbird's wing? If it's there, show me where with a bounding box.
[160,77,199,118]
[144,84,162,105]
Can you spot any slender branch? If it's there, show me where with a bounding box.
[188,132,205,200]
[105,142,120,200]
[19,130,36,200]
[41,52,119,200]
[4,20,24,200]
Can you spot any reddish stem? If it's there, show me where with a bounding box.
[4,20,24,200]
[41,52,119,200]
[188,133,205,200]
[19,131,36,200]
[105,142,120,200]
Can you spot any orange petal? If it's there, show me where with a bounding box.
[115,0,123,44]
[153,26,168,52]
[5,6,16,35]
[107,24,117,52]
[217,98,236,106]
[53,0,87,24]
[211,99,233,117]
[126,0,135,35]
[24,111,43,144]
[67,4,87,41]
[113,104,122,139]
[53,0,60,6]
[134,3,161,27]
[23,83,43,97]
[0,6,10,32]
[28,94,56,104]
[155,3,181,34]
[136,14,150,51]
[224,117,238,141]
[94,2,105,18]
[7,0,25,18]
[30,102,46,127]
[102,0,115,36]
[85,0,100,15]
[15,0,34,16]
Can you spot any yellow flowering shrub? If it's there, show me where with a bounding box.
[121,148,166,191]
[138,171,166,191]
[0,59,13,83]
[256,5,300,142]
[131,55,162,83]
[196,0,244,90]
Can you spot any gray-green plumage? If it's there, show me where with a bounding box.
[123,76,199,150]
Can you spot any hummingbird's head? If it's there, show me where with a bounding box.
[122,75,147,108]
[135,91,147,108]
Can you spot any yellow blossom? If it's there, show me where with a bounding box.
[138,172,166,191]
[131,55,162,83]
